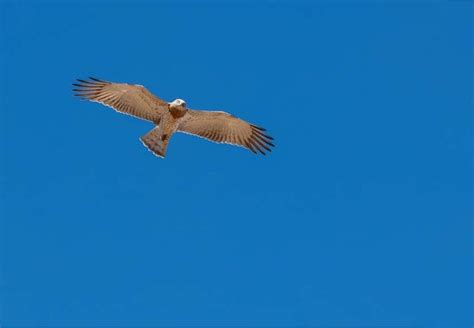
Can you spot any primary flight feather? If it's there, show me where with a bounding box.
[73,77,275,158]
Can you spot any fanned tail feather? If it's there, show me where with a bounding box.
[140,127,171,158]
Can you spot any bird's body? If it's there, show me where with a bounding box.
[73,77,274,158]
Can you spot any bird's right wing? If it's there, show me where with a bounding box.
[177,109,274,155]
[73,77,168,123]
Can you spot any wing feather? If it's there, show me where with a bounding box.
[177,110,274,155]
[73,77,168,123]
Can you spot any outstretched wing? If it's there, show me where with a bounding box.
[177,109,274,155]
[73,77,168,123]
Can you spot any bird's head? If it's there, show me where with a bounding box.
[169,98,187,108]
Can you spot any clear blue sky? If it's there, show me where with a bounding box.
[0,1,472,327]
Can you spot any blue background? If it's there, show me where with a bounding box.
[1,1,472,327]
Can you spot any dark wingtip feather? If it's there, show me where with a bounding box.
[252,130,275,148]
[265,140,275,147]
[251,124,266,131]
[89,77,105,82]
[251,126,274,142]
[254,138,272,152]
[245,141,258,154]
[248,139,266,155]
[76,78,94,84]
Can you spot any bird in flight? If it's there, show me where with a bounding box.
[73,77,274,158]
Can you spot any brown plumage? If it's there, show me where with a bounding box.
[177,110,274,155]
[73,77,167,123]
[73,77,275,158]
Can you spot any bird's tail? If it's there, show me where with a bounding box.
[140,126,172,158]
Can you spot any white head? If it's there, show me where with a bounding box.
[170,98,187,108]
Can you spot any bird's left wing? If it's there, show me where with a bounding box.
[73,77,168,123]
[177,109,274,155]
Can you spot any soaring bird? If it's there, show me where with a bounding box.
[73,77,274,158]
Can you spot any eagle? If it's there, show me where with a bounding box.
[73,77,274,158]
